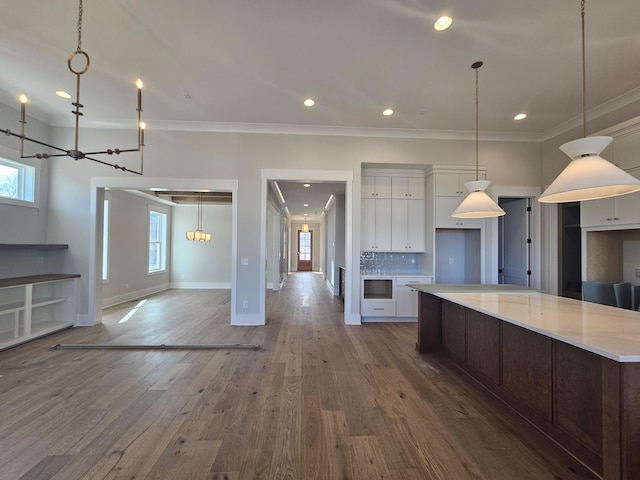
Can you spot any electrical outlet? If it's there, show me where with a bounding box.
[635,268,640,278]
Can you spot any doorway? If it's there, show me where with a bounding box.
[498,197,531,286]
[297,229,312,271]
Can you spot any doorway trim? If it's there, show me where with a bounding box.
[260,169,357,325]
[88,176,238,326]
[490,186,541,288]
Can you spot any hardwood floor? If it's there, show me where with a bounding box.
[0,272,597,480]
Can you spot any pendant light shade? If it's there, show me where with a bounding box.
[451,61,505,219]
[538,0,640,203]
[452,180,506,218]
[302,223,310,233]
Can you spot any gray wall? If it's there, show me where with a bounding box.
[4,92,640,324]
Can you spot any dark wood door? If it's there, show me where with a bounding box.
[297,230,312,271]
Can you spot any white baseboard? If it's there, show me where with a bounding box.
[102,284,170,309]
[345,313,361,325]
[361,316,417,323]
[169,282,231,289]
[232,313,265,326]
[75,313,92,326]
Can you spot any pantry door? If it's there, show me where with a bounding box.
[297,230,312,271]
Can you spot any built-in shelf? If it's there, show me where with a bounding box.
[0,244,69,251]
[0,273,79,351]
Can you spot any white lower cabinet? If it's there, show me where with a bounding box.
[360,275,433,319]
[361,299,396,317]
[0,274,79,350]
[395,276,433,317]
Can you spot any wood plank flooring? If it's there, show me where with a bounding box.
[0,273,597,479]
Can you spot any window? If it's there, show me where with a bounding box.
[0,157,37,206]
[102,198,110,281]
[148,209,167,273]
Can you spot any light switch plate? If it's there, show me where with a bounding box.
[635,267,640,278]
[241,257,249,266]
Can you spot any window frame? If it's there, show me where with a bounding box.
[0,153,39,208]
[102,196,110,282]
[148,206,168,274]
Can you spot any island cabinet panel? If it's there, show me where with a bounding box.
[416,293,441,353]
[501,323,553,422]
[554,341,603,458]
[441,300,466,362]
[465,309,500,384]
[620,363,640,479]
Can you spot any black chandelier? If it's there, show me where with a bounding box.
[0,0,146,175]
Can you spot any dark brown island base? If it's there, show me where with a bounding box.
[414,284,640,480]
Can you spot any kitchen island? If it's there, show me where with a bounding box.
[415,285,640,480]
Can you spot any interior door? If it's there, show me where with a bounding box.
[498,198,531,286]
[297,229,312,271]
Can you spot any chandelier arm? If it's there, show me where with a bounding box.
[0,128,69,155]
[84,155,142,175]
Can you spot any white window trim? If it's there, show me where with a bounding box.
[0,146,40,209]
[147,205,169,275]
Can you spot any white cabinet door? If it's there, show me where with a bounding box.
[435,172,479,197]
[581,192,640,227]
[435,196,484,229]
[612,192,640,225]
[362,176,392,198]
[391,177,425,199]
[407,200,425,251]
[361,198,377,250]
[361,198,392,250]
[396,276,431,317]
[375,199,392,250]
[391,200,425,251]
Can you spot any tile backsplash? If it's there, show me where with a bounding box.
[360,251,426,275]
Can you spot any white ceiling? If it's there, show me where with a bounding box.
[1,0,639,141]
[6,1,639,223]
[274,181,345,222]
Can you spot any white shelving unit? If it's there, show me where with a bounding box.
[0,274,79,350]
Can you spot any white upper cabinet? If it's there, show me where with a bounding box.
[362,176,392,198]
[391,177,425,199]
[361,198,392,250]
[391,199,425,251]
[581,191,640,228]
[435,172,482,197]
[580,166,640,228]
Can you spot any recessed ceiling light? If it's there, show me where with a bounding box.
[303,183,311,187]
[382,108,394,116]
[303,203,309,207]
[434,16,453,31]
[303,213,308,217]
[303,98,315,107]
[514,113,527,120]
[56,90,71,99]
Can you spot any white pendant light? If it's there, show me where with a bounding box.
[452,61,505,219]
[538,0,640,203]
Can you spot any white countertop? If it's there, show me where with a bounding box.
[431,290,640,362]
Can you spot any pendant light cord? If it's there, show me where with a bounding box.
[581,0,587,138]
[471,61,483,181]
[475,64,479,181]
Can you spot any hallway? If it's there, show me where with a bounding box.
[0,273,594,479]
